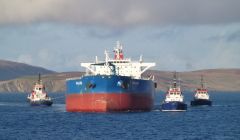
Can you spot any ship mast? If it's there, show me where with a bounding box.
[173,72,177,88]
[201,75,204,89]
[38,73,42,84]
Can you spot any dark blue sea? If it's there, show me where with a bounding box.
[0,92,240,140]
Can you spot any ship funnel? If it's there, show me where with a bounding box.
[114,41,124,60]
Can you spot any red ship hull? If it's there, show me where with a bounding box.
[66,93,153,112]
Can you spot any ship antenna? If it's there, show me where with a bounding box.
[201,75,204,89]
[105,50,109,63]
[38,73,41,84]
[173,71,177,88]
[139,55,143,62]
[95,56,98,63]
[116,41,120,48]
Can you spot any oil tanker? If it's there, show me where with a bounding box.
[66,42,156,112]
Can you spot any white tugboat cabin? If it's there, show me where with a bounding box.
[191,75,212,106]
[161,72,187,111]
[194,75,209,100]
[165,72,184,102]
[27,74,52,106]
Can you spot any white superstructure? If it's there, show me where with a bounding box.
[194,75,209,100]
[27,74,51,102]
[81,41,155,79]
[164,72,184,102]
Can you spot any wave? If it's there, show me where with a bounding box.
[0,102,28,107]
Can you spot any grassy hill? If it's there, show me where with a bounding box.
[0,72,83,93]
[0,69,239,93]
[0,59,55,81]
[145,69,240,92]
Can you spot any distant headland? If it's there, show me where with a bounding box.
[0,59,239,93]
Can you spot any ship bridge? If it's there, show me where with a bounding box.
[81,42,155,79]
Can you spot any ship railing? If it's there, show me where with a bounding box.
[66,73,94,80]
[66,74,155,81]
[108,58,131,62]
[66,77,82,81]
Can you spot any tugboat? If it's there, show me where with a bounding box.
[27,73,53,106]
[161,72,187,111]
[66,41,156,112]
[191,75,212,106]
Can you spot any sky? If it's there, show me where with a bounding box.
[0,0,240,72]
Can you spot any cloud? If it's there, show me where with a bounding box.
[16,49,61,71]
[207,30,240,42]
[15,49,96,72]
[1,0,240,27]
[226,30,240,42]
[86,28,124,39]
[17,54,32,64]
[1,22,240,72]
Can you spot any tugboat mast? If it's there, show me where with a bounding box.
[38,73,41,84]
[201,75,204,89]
[173,71,177,88]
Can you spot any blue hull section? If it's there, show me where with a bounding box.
[191,99,212,106]
[161,101,187,111]
[66,75,155,96]
[66,75,155,111]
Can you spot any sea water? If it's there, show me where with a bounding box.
[0,92,240,140]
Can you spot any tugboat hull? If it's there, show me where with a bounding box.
[30,100,53,106]
[161,101,187,111]
[191,99,212,106]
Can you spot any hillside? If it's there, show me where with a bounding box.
[0,59,55,80]
[0,69,240,93]
[0,72,83,93]
[145,69,240,92]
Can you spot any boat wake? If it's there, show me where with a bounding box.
[211,104,240,107]
[0,102,27,107]
[152,109,161,112]
[52,103,66,112]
